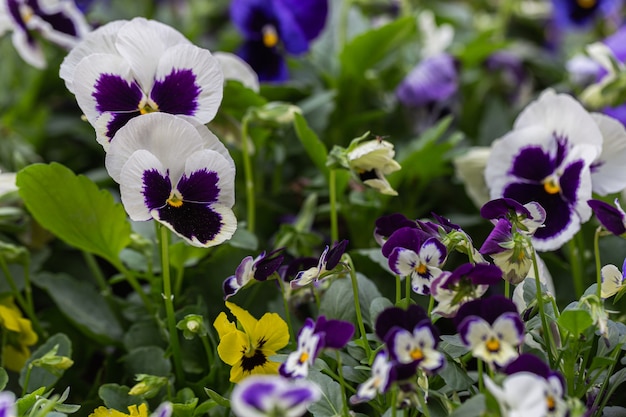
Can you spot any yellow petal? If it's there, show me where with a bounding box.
[89,407,130,417]
[3,345,29,372]
[225,301,258,336]
[213,312,236,339]
[128,404,149,417]
[217,330,248,366]
[17,317,38,345]
[0,304,22,333]
[252,312,289,353]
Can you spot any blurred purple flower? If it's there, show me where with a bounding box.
[396,53,458,107]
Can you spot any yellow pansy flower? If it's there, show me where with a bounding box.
[89,403,148,417]
[0,297,38,372]
[213,301,289,383]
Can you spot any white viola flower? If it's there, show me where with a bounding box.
[279,320,321,379]
[385,322,445,373]
[0,0,90,69]
[589,113,626,196]
[214,51,260,92]
[59,17,223,148]
[388,237,447,295]
[230,375,321,417]
[600,258,626,299]
[350,350,395,404]
[485,90,602,251]
[347,138,401,196]
[485,373,550,417]
[452,146,492,209]
[105,113,236,248]
[418,9,454,58]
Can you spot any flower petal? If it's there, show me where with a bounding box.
[119,149,168,221]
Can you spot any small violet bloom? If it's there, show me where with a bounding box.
[551,0,620,29]
[290,240,348,289]
[485,90,602,251]
[430,263,502,318]
[481,198,547,235]
[600,258,626,298]
[59,17,223,147]
[396,53,458,108]
[373,213,417,246]
[385,227,447,295]
[223,249,285,299]
[455,295,524,368]
[588,198,626,236]
[0,391,15,417]
[280,315,354,379]
[0,0,90,69]
[480,219,534,285]
[350,350,396,405]
[105,113,237,248]
[230,0,328,82]
[230,374,321,417]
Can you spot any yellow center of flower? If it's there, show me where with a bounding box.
[262,24,279,48]
[577,0,596,8]
[167,190,184,207]
[547,395,556,411]
[486,337,501,353]
[415,263,428,275]
[410,348,424,361]
[19,5,34,23]
[139,103,159,115]
[543,176,560,194]
[299,352,309,364]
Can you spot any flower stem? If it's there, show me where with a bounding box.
[277,275,296,344]
[594,227,602,300]
[504,279,510,299]
[477,359,484,392]
[531,250,555,368]
[395,275,402,305]
[568,234,585,298]
[241,115,255,233]
[158,225,185,384]
[405,275,412,308]
[0,255,43,336]
[329,169,339,243]
[334,351,350,417]
[347,255,372,359]
[416,385,431,417]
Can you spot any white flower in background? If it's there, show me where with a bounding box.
[214,51,259,92]
[485,373,551,417]
[589,113,626,196]
[418,9,454,58]
[347,138,401,196]
[452,146,491,209]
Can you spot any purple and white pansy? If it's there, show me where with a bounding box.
[589,113,626,196]
[280,315,354,379]
[289,240,348,289]
[0,0,90,69]
[105,113,236,248]
[385,227,447,295]
[223,249,284,299]
[485,90,603,251]
[588,198,626,236]
[350,350,395,405]
[230,374,321,417]
[59,17,223,147]
[455,295,524,368]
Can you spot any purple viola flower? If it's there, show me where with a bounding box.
[230,0,329,82]
[280,315,354,379]
[0,0,90,69]
[481,198,546,235]
[290,240,348,289]
[480,219,534,285]
[230,374,321,417]
[375,304,429,343]
[396,53,458,107]
[484,50,527,103]
[223,249,285,299]
[588,198,626,235]
[105,113,236,247]
[431,263,502,317]
[551,0,621,29]
[387,236,447,295]
[350,350,396,404]
[485,90,602,251]
[59,17,223,147]
[455,295,524,368]
[0,392,15,417]
[374,213,418,246]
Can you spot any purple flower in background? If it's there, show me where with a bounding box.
[396,53,458,108]
[280,315,354,379]
[59,17,223,147]
[230,0,329,82]
[230,374,321,417]
[373,213,417,246]
[0,0,90,68]
[0,392,15,417]
[290,240,348,289]
[105,113,236,247]
[455,296,524,368]
[551,0,621,29]
[485,90,602,251]
[588,198,626,236]
[223,249,285,299]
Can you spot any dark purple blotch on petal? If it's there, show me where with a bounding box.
[314,316,355,350]
[375,213,417,241]
[151,69,200,116]
[444,262,502,288]
[453,295,518,329]
[142,169,171,211]
[480,219,513,256]
[93,74,143,113]
[106,112,140,141]
[480,198,529,221]
[382,227,429,258]
[588,199,626,235]
[280,385,319,408]
[177,169,220,204]
[237,40,289,82]
[156,203,224,245]
[255,249,285,281]
[240,380,276,410]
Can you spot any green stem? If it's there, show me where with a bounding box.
[241,115,255,233]
[277,275,296,344]
[158,225,185,384]
[427,295,435,317]
[504,279,510,299]
[347,255,372,360]
[569,234,585,298]
[329,169,339,244]
[0,256,43,336]
[531,250,555,368]
[405,274,412,308]
[334,351,349,417]
[116,262,154,314]
[477,359,484,392]
[395,275,402,306]
[593,344,623,414]
[391,387,398,417]
[416,383,431,417]
[594,227,602,300]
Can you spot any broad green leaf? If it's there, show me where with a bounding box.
[219,80,267,121]
[204,389,230,408]
[439,358,475,391]
[35,272,123,344]
[123,346,171,377]
[0,367,7,390]
[293,113,329,178]
[339,16,416,78]
[98,384,142,412]
[16,163,131,266]
[226,226,259,251]
[19,333,71,393]
[319,273,382,327]
[448,394,486,417]
[307,370,343,417]
[558,309,593,336]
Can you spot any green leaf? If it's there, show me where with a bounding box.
[448,394,486,417]
[0,367,7,390]
[123,346,171,377]
[339,16,416,77]
[16,387,46,416]
[98,384,142,412]
[16,163,131,266]
[319,273,382,327]
[35,272,123,344]
[293,113,329,178]
[19,333,71,393]
[558,309,593,336]
[439,358,475,391]
[203,389,230,408]
[226,226,259,251]
[219,80,267,120]
[307,370,344,417]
